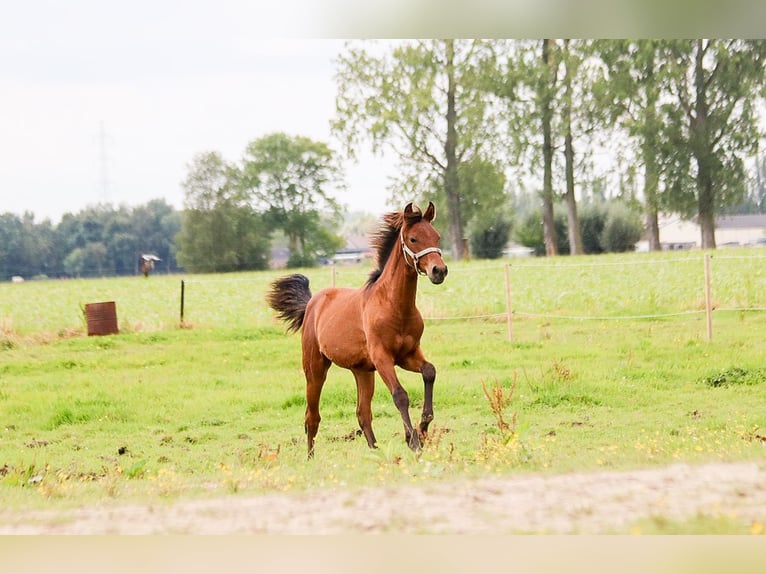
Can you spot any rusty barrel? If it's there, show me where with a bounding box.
[85,301,119,336]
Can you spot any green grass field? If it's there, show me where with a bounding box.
[2,249,766,532]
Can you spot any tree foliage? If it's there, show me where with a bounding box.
[579,201,643,254]
[469,217,512,259]
[600,201,644,253]
[6,39,766,275]
[333,39,503,260]
[239,133,344,264]
[514,199,642,255]
[0,201,181,280]
[595,39,766,250]
[595,40,668,251]
[2,132,346,279]
[659,40,766,248]
[512,205,569,256]
[176,134,345,272]
[176,151,270,273]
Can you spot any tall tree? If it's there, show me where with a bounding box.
[240,132,344,266]
[560,39,585,255]
[595,40,668,251]
[662,39,766,248]
[491,39,561,256]
[0,213,24,279]
[540,39,559,256]
[333,39,500,260]
[176,151,270,273]
[494,39,612,256]
[744,152,766,213]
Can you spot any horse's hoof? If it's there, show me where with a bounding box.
[405,432,422,452]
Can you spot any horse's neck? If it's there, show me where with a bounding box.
[374,249,419,310]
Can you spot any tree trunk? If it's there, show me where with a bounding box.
[698,192,716,248]
[758,153,766,211]
[692,40,717,249]
[444,39,465,260]
[697,142,717,248]
[562,40,583,255]
[541,39,558,256]
[643,52,662,251]
[643,136,662,251]
[644,199,661,251]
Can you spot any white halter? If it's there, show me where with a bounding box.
[400,230,442,276]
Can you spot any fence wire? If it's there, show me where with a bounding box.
[510,309,706,321]
[178,252,766,333]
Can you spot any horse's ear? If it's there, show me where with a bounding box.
[423,201,436,222]
[403,202,422,224]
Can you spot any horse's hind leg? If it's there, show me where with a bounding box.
[352,369,377,448]
[303,347,330,459]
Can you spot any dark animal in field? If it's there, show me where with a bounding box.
[140,254,161,277]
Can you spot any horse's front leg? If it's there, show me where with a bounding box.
[400,350,436,440]
[373,356,421,452]
[419,361,436,437]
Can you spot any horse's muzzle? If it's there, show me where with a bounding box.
[428,265,448,285]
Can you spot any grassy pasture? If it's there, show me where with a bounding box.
[2,249,766,532]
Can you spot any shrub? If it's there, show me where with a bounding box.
[579,203,607,254]
[470,218,512,259]
[601,202,643,253]
[287,252,318,268]
[700,367,766,387]
[512,208,569,256]
[577,201,643,254]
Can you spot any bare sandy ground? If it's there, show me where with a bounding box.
[3,459,766,534]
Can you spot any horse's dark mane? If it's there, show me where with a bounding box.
[365,211,404,288]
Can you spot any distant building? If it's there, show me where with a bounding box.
[329,235,373,265]
[716,214,766,246]
[503,242,534,258]
[655,214,766,250]
[269,236,374,268]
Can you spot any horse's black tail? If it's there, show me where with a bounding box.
[266,274,312,333]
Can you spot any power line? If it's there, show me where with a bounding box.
[99,121,111,204]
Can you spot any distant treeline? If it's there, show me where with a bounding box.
[0,199,181,281]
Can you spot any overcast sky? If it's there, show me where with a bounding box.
[0,2,394,223]
[4,1,755,225]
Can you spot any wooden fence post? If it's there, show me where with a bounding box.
[180,279,186,326]
[704,254,713,341]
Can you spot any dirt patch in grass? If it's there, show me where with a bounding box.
[2,459,765,534]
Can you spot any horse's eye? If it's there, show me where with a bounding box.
[409,237,418,244]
